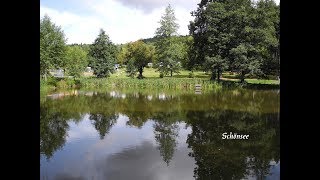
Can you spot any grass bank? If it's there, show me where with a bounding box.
[42,68,279,91]
[40,79,55,92]
[78,77,223,90]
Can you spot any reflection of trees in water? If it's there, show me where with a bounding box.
[40,89,279,176]
[89,113,118,140]
[152,112,180,166]
[125,111,150,128]
[43,89,279,119]
[186,110,280,179]
[122,92,153,128]
[40,105,69,161]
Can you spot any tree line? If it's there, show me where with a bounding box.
[40,0,279,82]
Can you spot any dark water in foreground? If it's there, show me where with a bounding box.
[40,89,280,180]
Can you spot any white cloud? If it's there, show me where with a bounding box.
[40,0,195,44]
[40,0,279,45]
[40,6,103,44]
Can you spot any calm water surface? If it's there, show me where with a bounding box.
[40,89,280,180]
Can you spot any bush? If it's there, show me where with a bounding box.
[47,77,58,86]
[188,72,194,78]
[56,80,68,89]
[159,73,164,78]
[65,78,76,88]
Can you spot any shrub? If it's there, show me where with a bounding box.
[56,80,68,89]
[188,72,194,78]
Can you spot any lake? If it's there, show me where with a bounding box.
[40,88,280,180]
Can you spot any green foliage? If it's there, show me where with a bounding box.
[188,71,194,78]
[155,36,185,77]
[116,44,129,65]
[126,59,137,78]
[88,29,117,78]
[230,44,262,82]
[56,80,68,89]
[65,46,88,77]
[51,78,77,89]
[205,55,228,81]
[254,0,280,76]
[46,77,59,86]
[155,4,179,37]
[154,5,186,77]
[189,1,232,81]
[77,77,223,91]
[189,0,279,81]
[125,40,155,79]
[40,14,67,78]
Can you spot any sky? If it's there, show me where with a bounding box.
[40,0,280,45]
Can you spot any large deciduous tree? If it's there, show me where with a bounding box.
[125,40,154,79]
[189,1,232,81]
[230,44,262,82]
[253,0,280,77]
[40,14,66,80]
[88,29,117,78]
[189,0,279,82]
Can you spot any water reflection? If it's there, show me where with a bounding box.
[40,89,279,179]
[89,113,118,140]
[186,110,279,179]
[152,112,181,166]
[40,105,69,161]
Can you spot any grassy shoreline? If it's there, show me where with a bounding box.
[40,68,279,91]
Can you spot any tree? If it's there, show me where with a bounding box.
[155,4,182,77]
[88,29,117,78]
[204,55,228,81]
[230,44,262,83]
[155,37,184,77]
[125,40,154,79]
[253,0,280,77]
[64,46,88,77]
[125,58,137,78]
[155,4,179,38]
[189,1,232,81]
[40,14,67,80]
[180,36,194,69]
[189,0,279,81]
[116,44,129,65]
